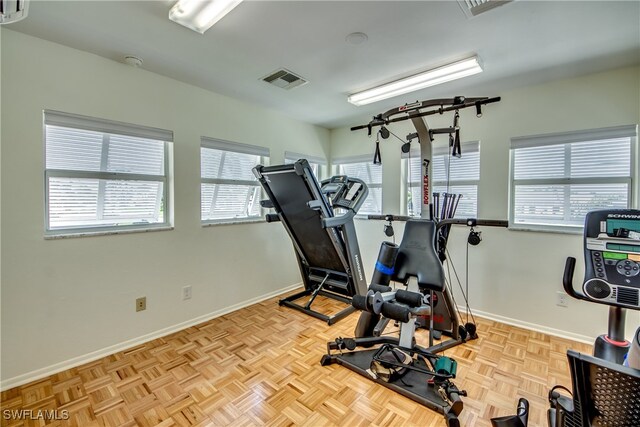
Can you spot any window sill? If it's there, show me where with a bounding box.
[45,226,174,240]
[202,218,266,227]
[508,225,582,235]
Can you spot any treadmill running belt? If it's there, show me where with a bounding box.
[265,169,346,273]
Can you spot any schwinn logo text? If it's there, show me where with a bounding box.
[607,214,640,219]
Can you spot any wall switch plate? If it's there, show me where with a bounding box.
[556,291,568,307]
[182,286,192,300]
[136,297,146,312]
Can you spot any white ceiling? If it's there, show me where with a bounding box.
[6,0,640,129]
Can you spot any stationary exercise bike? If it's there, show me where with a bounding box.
[563,209,640,363]
[494,209,640,427]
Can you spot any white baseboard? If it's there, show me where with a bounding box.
[467,308,594,345]
[0,283,302,391]
[3,287,595,391]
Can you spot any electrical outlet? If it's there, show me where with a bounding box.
[136,297,146,312]
[182,286,192,300]
[556,291,568,308]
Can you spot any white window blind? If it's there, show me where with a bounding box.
[510,125,637,230]
[201,138,269,223]
[284,151,326,179]
[44,111,172,235]
[334,156,382,215]
[404,141,480,218]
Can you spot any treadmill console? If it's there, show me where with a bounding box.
[583,209,640,309]
[321,175,368,211]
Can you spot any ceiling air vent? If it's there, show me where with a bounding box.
[457,0,512,18]
[262,69,308,90]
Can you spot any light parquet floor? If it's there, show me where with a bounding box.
[1,290,592,427]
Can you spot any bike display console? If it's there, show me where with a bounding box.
[564,209,640,363]
[583,210,640,309]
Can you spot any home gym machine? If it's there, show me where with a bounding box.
[362,215,508,347]
[253,159,369,325]
[321,218,467,426]
[494,209,640,427]
[322,96,503,427]
[354,96,507,347]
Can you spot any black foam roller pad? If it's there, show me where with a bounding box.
[371,241,399,287]
[368,284,392,293]
[395,289,423,307]
[351,295,368,311]
[381,302,410,323]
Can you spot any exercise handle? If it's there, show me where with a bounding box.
[368,214,411,221]
[478,96,501,106]
[437,218,508,232]
[563,257,584,300]
[475,219,508,228]
[351,96,501,132]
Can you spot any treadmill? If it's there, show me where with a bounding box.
[253,159,368,324]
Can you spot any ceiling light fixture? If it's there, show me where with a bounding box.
[0,0,29,24]
[347,56,483,106]
[169,0,243,34]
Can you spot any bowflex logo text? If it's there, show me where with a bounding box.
[354,254,364,281]
[3,409,69,421]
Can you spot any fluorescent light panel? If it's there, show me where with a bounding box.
[348,56,483,106]
[169,0,243,34]
[0,0,29,24]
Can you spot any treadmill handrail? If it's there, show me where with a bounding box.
[322,210,357,229]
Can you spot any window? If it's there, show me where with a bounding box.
[510,125,637,231]
[201,138,269,224]
[404,141,480,218]
[284,151,327,179]
[334,155,382,215]
[44,111,172,235]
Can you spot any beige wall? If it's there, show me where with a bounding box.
[2,27,639,389]
[0,29,330,387]
[331,66,640,342]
